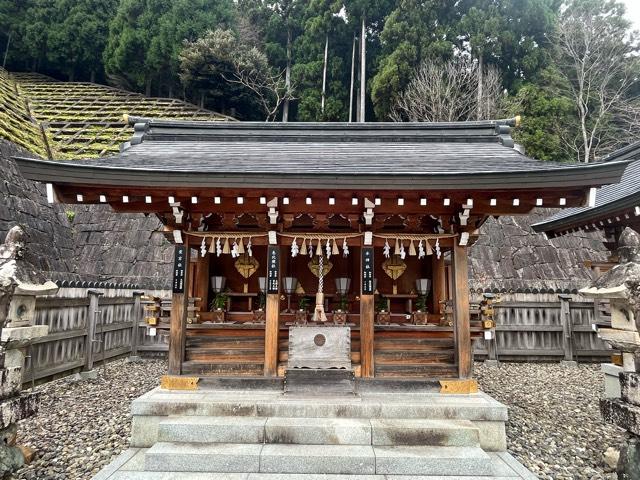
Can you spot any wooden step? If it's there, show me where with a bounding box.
[375,364,458,378]
[182,361,264,376]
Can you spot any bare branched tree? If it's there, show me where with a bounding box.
[390,58,502,122]
[223,48,294,121]
[554,1,640,162]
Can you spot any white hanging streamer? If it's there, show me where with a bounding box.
[247,237,253,257]
[216,237,222,257]
[200,237,207,257]
[308,239,314,257]
[418,239,425,259]
[291,237,299,257]
[231,239,239,258]
[435,238,441,259]
[383,239,391,258]
[342,237,349,257]
[325,238,332,258]
[399,241,406,260]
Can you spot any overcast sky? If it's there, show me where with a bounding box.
[622,0,640,31]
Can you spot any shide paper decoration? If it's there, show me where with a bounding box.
[373,234,454,260]
[186,232,455,261]
[186,232,268,257]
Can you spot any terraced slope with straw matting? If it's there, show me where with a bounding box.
[2,69,233,159]
[0,68,49,158]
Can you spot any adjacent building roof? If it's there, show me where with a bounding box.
[532,142,640,237]
[12,117,631,191]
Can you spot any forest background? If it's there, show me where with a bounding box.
[2,0,640,163]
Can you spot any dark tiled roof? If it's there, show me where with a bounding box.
[532,142,640,234]
[13,118,630,191]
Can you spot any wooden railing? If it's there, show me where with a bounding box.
[472,292,613,362]
[23,286,169,385]
[23,288,613,385]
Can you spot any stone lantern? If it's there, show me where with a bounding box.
[580,228,640,477]
[0,226,56,474]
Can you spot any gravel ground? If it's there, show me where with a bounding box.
[15,359,166,480]
[12,360,625,479]
[476,362,625,480]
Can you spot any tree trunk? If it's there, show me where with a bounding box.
[2,31,11,69]
[349,34,356,122]
[476,54,483,120]
[283,27,292,122]
[145,79,151,97]
[321,34,329,116]
[90,70,96,83]
[359,15,366,123]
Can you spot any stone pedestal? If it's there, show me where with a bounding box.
[580,228,640,477]
[603,363,624,398]
[0,226,56,476]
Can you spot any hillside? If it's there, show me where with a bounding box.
[1,68,233,159]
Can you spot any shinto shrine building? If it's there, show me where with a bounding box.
[13,117,629,383]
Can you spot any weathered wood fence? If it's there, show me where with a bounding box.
[23,287,613,385]
[472,292,613,362]
[24,283,170,385]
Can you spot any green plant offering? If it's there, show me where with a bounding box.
[336,294,349,312]
[415,294,428,312]
[375,296,388,313]
[297,296,310,311]
[210,292,228,311]
[257,291,266,310]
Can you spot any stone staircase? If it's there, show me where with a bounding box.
[145,416,490,475]
[93,385,536,479]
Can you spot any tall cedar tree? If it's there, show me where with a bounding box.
[104,0,235,96]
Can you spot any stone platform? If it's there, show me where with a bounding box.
[93,381,536,479]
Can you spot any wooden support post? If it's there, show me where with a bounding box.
[264,245,281,376]
[432,255,446,313]
[169,243,190,375]
[452,242,472,379]
[130,291,144,360]
[84,289,103,372]
[360,295,374,377]
[360,246,375,377]
[194,253,210,314]
[559,294,574,363]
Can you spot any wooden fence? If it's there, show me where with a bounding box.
[23,285,169,385]
[472,292,613,362]
[22,288,613,385]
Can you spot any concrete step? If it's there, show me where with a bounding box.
[143,442,492,475]
[259,444,375,475]
[264,417,371,445]
[375,445,493,476]
[371,419,480,446]
[158,416,266,443]
[156,416,479,447]
[144,442,262,473]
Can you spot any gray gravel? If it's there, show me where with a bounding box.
[12,360,625,479]
[477,362,625,480]
[15,359,166,480]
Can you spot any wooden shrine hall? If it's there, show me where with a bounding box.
[14,117,630,383]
